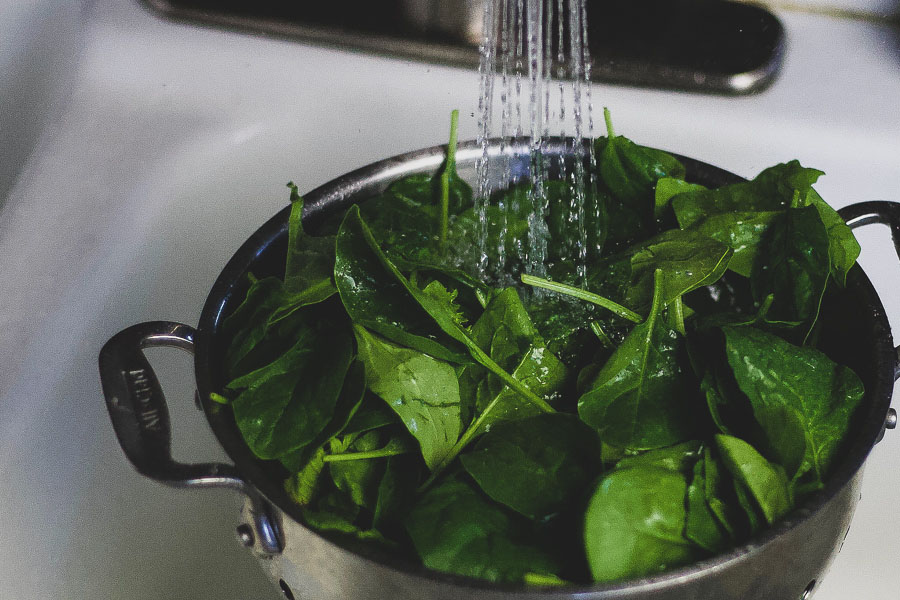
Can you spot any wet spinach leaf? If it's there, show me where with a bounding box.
[584,466,698,582]
[594,110,685,248]
[228,311,353,460]
[715,434,792,526]
[654,177,706,219]
[284,183,338,297]
[613,440,702,474]
[626,228,733,309]
[354,325,462,470]
[461,413,601,520]
[750,205,831,336]
[405,475,560,583]
[578,273,698,451]
[723,326,865,490]
[684,452,730,553]
[334,205,467,362]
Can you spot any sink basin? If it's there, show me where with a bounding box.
[0,1,898,599]
[0,0,83,204]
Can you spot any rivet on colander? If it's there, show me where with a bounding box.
[885,408,897,430]
[235,523,254,548]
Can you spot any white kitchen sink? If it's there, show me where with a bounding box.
[0,0,83,204]
[0,1,898,598]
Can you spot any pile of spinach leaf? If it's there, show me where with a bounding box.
[217,109,865,586]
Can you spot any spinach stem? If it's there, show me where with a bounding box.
[603,106,615,138]
[521,274,643,323]
[589,321,614,348]
[209,392,230,405]
[354,206,551,411]
[419,362,556,491]
[439,109,459,250]
[672,296,686,335]
[323,447,410,462]
[755,293,775,323]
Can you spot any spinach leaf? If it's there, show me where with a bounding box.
[655,177,706,219]
[578,272,699,451]
[221,189,338,365]
[279,358,367,474]
[354,325,462,470]
[470,287,539,351]
[460,413,601,520]
[681,211,780,278]
[373,454,423,539]
[344,206,554,412]
[465,287,543,405]
[672,161,816,228]
[221,275,293,377]
[594,110,685,246]
[301,487,396,551]
[684,451,730,553]
[382,171,469,217]
[750,205,831,336]
[228,312,353,460]
[334,205,467,362]
[427,342,569,484]
[731,477,765,534]
[671,160,859,284]
[583,466,697,582]
[596,109,686,206]
[329,430,389,510]
[284,183,338,297]
[702,446,745,540]
[805,186,860,285]
[358,193,437,264]
[715,434,792,526]
[626,228,733,309]
[722,326,864,489]
[284,446,328,506]
[405,475,560,583]
[614,440,702,474]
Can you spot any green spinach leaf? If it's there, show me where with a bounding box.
[584,467,697,582]
[614,440,702,474]
[722,326,865,489]
[460,413,601,520]
[578,272,699,451]
[750,205,831,337]
[626,228,733,309]
[284,183,338,297]
[715,434,792,526]
[405,475,559,583]
[334,205,467,362]
[684,451,730,553]
[354,325,462,470]
[228,313,353,460]
[329,430,389,510]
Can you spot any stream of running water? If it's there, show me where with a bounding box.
[475,0,597,283]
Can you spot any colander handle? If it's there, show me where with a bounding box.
[840,201,900,439]
[840,201,900,379]
[98,321,281,554]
